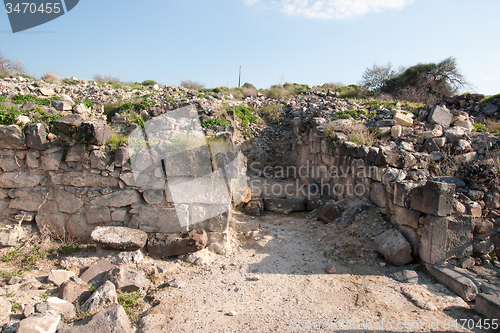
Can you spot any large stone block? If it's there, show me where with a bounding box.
[54,189,84,214]
[165,176,231,205]
[369,181,387,208]
[130,205,183,233]
[67,214,93,241]
[0,124,25,149]
[57,304,132,333]
[393,206,420,229]
[80,119,112,145]
[51,172,119,188]
[425,263,478,302]
[374,229,413,266]
[0,171,43,188]
[55,114,84,135]
[86,207,111,225]
[317,202,342,223]
[65,144,89,163]
[419,215,473,264]
[91,226,147,251]
[394,112,413,127]
[147,229,208,258]
[89,190,141,208]
[8,188,49,211]
[188,205,230,231]
[36,213,69,238]
[0,151,23,172]
[475,293,500,321]
[24,123,47,150]
[399,225,419,256]
[51,100,73,111]
[428,105,452,129]
[41,151,63,171]
[410,180,455,216]
[105,267,146,292]
[393,180,419,208]
[90,151,111,170]
[17,314,61,333]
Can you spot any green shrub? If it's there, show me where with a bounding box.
[58,243,81,255]
[201,118,231,128]
[0,106,24,125]
[260,104,284,124]
[235,105,259,128]
[10,94,60,106]
[33,108,64,127]
[107,134,129,151]
[62,78,78,85]
[142,80,157,86]
[117,291,145,324]
[242,131,253,137]
[73,99,94,109]
[473,123,488,132]
[480,93,500,105]
[137,98,156,110]
[0,96,6,102]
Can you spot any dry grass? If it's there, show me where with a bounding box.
[485,119,500,134]
[242,88,257,98]
[325,121,377,146]
[42,71,61,83]
[93,74,120,83]
[180,79,204,90]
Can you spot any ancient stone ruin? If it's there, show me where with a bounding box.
[1,75,500,330]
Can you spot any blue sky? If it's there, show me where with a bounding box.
[1,0,499,94]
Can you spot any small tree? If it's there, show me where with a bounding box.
[359,62,400,93]
[382,57,470,102]
[0,50,26,76]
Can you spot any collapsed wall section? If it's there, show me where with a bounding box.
[293,122,490,265]
[0,106,247,253]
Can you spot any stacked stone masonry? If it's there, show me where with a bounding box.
[0,122,237,251]
[292,119,498,266]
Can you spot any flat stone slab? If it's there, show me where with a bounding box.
[80,258,116,288]
[57,304,132,333]
[475,293,500,321]
[91,226,147,251]
[425,263,478,302]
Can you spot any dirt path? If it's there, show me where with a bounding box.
[138,209,487,333]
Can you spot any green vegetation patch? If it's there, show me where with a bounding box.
[117,291,146,324]
[141,80,157,86]
[201,118,231,128]
[0,105,25,125]
[480,93,500,105]
[10,94,60,106]
[235,105,259,128]
[472,122,488,132]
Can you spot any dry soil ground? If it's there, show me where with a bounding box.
[138,207,491,333]
[0,205,495,333]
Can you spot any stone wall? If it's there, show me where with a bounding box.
[292,121,491,265]
[0,107,247,251]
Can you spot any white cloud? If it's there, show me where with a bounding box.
[480,77,499,81]
[245,0,414,20]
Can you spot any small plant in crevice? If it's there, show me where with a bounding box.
[235,105,259,128]
[201,118,231,128]
[117,291,146,324]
